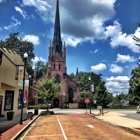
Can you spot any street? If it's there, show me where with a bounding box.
[19,113,140,140]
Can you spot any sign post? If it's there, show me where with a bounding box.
[85,98,90,113]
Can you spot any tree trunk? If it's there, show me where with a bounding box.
[46,102,49,112]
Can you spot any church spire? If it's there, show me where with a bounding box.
[53,0,62,55]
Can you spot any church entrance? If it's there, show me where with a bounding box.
[68,88,73,103]
[53,98,59,108]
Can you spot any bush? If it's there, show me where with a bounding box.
[28,104,47,109]
[40,111,54,116]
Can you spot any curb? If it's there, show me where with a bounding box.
[11,115,40,140]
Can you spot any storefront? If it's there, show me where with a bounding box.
[0,48,29,117]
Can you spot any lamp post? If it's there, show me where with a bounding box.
[88,77,91,114]
[19,52,28,125]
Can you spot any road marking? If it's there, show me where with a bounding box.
[85,124,94,128]
[56,115,67,140]
[24,134,63,138]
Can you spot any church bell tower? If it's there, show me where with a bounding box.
[47,0,67,78]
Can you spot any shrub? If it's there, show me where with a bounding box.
[28,104,47,109]
[40,111,54,116]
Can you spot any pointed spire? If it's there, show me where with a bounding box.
[76,67,79,82]
[53,0,61,46]
[76,67,78,74]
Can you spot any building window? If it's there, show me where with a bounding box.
[4,90,14,110]
[59,64,61,70]
[55,74,61,83]
[68,88,73,103]
[54,64,55,70]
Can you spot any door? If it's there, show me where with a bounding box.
[53,98,59,108]
[68,88,73,103]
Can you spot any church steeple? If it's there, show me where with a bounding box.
[53,0,62,55]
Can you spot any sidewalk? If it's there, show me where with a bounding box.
[90,110,140,135]
[0,113,28,134]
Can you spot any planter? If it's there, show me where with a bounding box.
[7,111,14,120]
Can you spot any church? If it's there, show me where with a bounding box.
[31,0,79,108]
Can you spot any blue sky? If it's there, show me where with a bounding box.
[0,0,140,95]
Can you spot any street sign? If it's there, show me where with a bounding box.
[85,98,90,104]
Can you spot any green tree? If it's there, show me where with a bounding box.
[129,23,140,104]
[35,61,48,79]
[32,76,61,111]
[79,72,102,91]
[73,90,90,108]
[129,66,140,103]
[94,82,108,107]
[69,72,75,79]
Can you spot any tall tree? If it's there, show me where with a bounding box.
[79,71,102,91]
[129,23,140,103]
[94,82,108,107]
[129,66,140,102]
[35,61,48,79]
[32,76,61,111]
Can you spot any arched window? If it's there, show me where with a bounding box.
[59,64,61,70]
[55,74,61,83]
[68,88,73,103]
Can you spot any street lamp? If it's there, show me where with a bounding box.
[19,52,28,125]
[88,77,91,114]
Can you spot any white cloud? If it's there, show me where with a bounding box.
[22,0,51,11]
[0,0,5,3]
[32,56,46,63]
[90,49,98,54]
[23,35,40,46]
[91,63,107,72]
[94,49,98,53]
[60,0,116,42]
[15,6,30,19]
[106,76,129,94]
[116,54,136,63]
[62,35,81,47]
[22,0,117,40]
[105,21,140,53]
[109,64,123,73]
[4,16,21,30]
[21,0,140,53]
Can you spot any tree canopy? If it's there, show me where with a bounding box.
[32,76,61,111]
[35,60,48,79]
[129,23,140,103]
[78,71,102,91]
[0,32,35,60]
